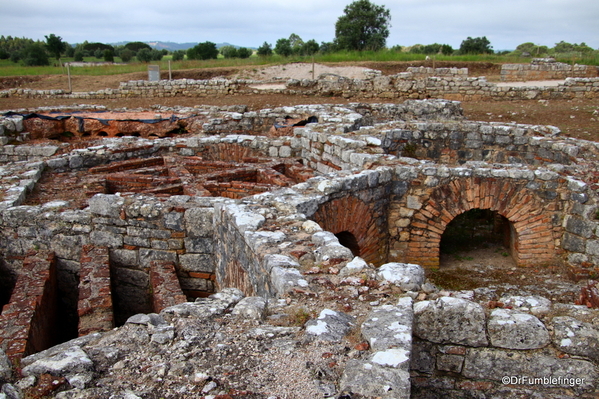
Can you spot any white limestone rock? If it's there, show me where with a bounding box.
[376,263,425,291]
[499,295,552,316]
[232,296,267,320]
[339,256,368,276]
[21,346,93,377]
[552,316,599,362]
[487,308,550,349]
[413,297,488,347]
[305,309,354,342]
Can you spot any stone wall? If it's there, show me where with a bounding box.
[501,58,598,82]
[2,68,599,102]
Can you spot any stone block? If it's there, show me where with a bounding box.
[487,308,550,349]
[413,297,488,347]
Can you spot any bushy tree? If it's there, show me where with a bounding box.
[84,42,114,53]
[120,49,133,62]
[257,42,273,57]
[459,36,493,54]
[151,49,164,61]
[136,48,152,62]
[301,39,320,56]
[45,34,66,61]
[124,41,151,53]
[94,49,103,59]
[65,45,75,58]
[288,33,304,55]
[275,38,292,57]
[220,45,238,59]
[553,41,593,54]
[187,41,218,60]
[440,44,453,55]
[319,41,337,54]
[514,42,548,57]
[21,43,49,66]
[237,47,252,58]
[172,50,185,61]
[104,49,114,62]
[334,0,391,51]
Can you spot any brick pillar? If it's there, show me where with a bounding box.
[149,260,187,312]
[78,245,114,336]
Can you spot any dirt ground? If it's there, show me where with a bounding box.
[1,61,597,295]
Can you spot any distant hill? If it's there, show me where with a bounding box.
[110,41,254,51]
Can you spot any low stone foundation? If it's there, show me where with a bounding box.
[2,66,599,103]
[501,58,598,82]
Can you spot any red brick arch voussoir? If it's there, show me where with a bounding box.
[311,195,387,266]
[405,177,557,267]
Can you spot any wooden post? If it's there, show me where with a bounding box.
[312,56,315,80]
[67,63,72,93]
[168,60,172,80]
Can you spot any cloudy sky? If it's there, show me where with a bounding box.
[2,0,598,51]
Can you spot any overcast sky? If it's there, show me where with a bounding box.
[2,0,598,51]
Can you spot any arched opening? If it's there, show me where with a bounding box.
[335,231,361,257]
[97,131,108,137]
[439,209,515,266]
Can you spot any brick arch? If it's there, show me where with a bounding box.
[311,196,387,266]
[405,177,558,267]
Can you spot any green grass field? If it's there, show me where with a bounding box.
[1,50,597,77]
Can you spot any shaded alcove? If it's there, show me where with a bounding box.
[335,231,361,257]
[110,265,153,326]
[0,260,16,312]
[439,209,514,265]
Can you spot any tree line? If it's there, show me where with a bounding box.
[1,0,597,67]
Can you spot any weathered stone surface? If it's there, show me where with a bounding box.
[161,288,243,318]
[313,243,353,263]
[183,208,214,237]
[413,297,488,347]
[552,316,599,362]
[487,308,550,349]
[463,347,597,389]
[21,346,93,377]
[270,266,308,296]
[305,309,354,342]
[340,360,410,399]
[232,296,267,320]
[0,348,11,382]
[498,295,552,316]
[376,263,424,291]
[88,194,124,218]
[339,256,368,276]
[361,297,413,354]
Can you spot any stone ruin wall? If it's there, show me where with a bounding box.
[2,66,599,103]
[501,58,599,82]
[0,101,598,396]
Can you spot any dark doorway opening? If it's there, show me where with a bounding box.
[335,231,361,257]
[110,265,153,326]
[55,260,81,344]
[0,260,16,313]
[440,209,512,260]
